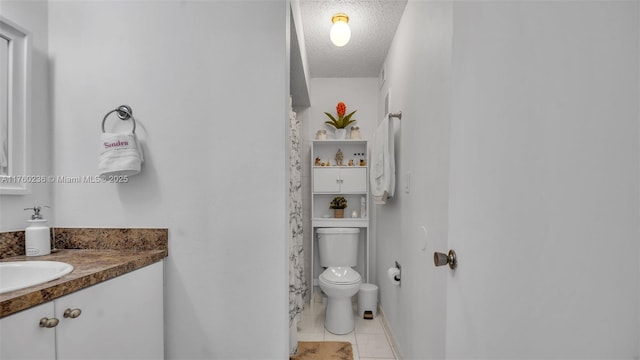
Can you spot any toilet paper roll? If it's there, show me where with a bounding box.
[387,267,401,286]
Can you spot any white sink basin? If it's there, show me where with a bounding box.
[0,261,74,294]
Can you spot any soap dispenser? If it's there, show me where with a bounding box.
[24,206,51,256]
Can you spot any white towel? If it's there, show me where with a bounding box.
[98,132,144,179]
[370,116,395,204]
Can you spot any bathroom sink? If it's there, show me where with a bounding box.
[0,261,74,294]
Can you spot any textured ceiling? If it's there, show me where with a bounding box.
[298,0,408,78]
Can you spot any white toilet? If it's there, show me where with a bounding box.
[317,228,361,335]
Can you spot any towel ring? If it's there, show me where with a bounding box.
[102,105,136,133]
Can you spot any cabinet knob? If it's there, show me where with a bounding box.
[39,317,59,328]
[63,308,82,319]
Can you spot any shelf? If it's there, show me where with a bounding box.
[314,190,367,193]
[313,139,367,144]
[313,166,367,168]
[312,218,369,227]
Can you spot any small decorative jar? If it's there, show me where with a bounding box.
[316,129,327,140]
[350,126,361,139]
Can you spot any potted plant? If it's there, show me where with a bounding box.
[324,102,357,139]
[329,196,348,218]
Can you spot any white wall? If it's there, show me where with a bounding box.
[303,77,378,290]
[0,0,52,231]
[379,0,640,358]
[376,1,452,358]
[48,1,289,358]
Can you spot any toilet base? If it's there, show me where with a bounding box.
[324,296,355,335]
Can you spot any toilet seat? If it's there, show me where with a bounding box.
[320,267,361,285]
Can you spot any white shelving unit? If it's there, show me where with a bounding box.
[311,139,369,296]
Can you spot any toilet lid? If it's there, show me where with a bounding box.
[320,267,361,285]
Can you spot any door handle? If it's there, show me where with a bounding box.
[434,249,457,270]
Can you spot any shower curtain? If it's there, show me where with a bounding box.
[289,107,308,355]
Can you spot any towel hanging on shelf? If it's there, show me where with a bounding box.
[98,106,144,180]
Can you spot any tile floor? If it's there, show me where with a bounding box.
[296,292,397,360]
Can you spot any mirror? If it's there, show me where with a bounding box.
[0,17,30,194]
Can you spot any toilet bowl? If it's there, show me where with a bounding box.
[319,266,361,334]
[317,228,361,334]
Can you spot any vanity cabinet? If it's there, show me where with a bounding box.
[0,261,163,360]
[0,302,56,360]
[56,260,163,359]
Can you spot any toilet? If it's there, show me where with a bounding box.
[317,228,361,335]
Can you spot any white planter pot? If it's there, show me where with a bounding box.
[334,128,347,140]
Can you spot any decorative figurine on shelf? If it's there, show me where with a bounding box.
[350,126,361,140]
[360,159,366,166]
[315,157,322,166]
[335,148,344,166]
[348,159,354,166]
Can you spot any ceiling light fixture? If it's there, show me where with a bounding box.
[330,13,351,47]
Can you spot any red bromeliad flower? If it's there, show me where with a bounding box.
[324,101,357,129]
[336,102,346,117]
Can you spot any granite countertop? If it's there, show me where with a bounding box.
[0,249,167,318]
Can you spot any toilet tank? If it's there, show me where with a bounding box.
[317,228,360,267]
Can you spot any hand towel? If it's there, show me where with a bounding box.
[370,116,395,204]
[98,132,144,179]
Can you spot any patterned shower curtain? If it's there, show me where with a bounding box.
[289,107,308,355]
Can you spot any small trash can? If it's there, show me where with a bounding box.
[358,283,378,318]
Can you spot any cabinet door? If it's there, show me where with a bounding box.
[313,168,341,193]
[340,167,367,193]
[56,261,164,360]
[0,302,56,360]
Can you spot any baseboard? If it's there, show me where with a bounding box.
[378,304,403,360]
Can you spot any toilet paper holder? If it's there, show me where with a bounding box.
[393,261,401,281]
